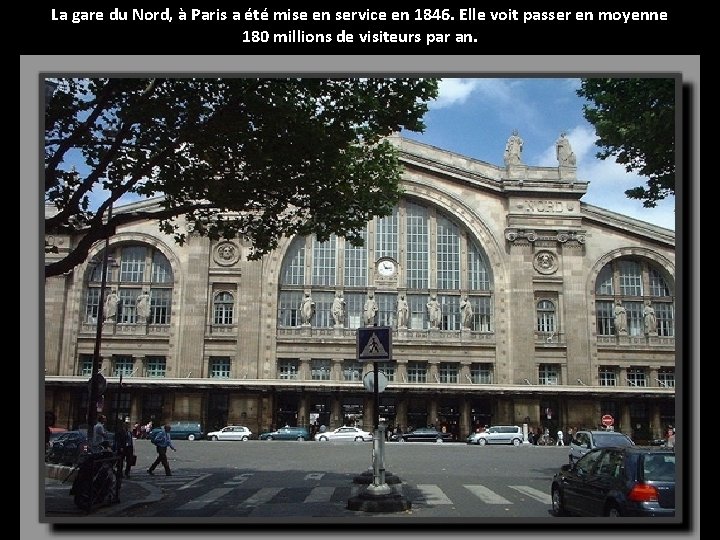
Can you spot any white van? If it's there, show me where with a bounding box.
[467,425,524,446]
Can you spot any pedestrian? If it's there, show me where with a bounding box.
[556,428,564,446]
[148,424,176,476]
[115,420,136,478]
[567,427,574,444]
[92,414,109,453]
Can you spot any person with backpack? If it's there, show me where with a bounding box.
[148,424,176,476]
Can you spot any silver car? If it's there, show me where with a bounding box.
[467,425,523,446]
[315,426,373,442]
[568,430,634,463]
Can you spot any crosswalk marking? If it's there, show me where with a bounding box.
[238,487,283,507]
[303,486,335,503]
[224,473,253,486]
[463,485,511,504]
[178,473,211,490]
[508,485,552,504]
[176,488,234,510]
[415,484,453,504]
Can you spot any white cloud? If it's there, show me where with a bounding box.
[430,79,481,109]
[430,78,521,109]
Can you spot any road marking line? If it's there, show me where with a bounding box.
[463,484,512,504]
[178,473,211,490]
[304,486,335,503]
[416,484,453,504]
[176,487,234,510]
[508,485,552,504]
[239,487,282,507]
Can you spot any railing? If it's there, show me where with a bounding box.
[277,326,495,342]
[597,335,675,347]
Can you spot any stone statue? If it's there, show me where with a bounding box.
[643,303,657,334]
[363,292,378,326]
[503,129,523,166]
[104,290,119,321]
[556,131,577,167]
[426,294,442,329]
[136,290,151,323]
[397,294,409,328]
[460,296,474,329]
[300,292,315,325]
[614,303,627,334]
[331,292,345,326]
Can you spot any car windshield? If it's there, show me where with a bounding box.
[594,433,632,447]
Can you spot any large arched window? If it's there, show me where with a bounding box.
[594,257,674,337]
[277,199,494,331]
[85,245,173,325]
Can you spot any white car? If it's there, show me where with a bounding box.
[314,426,373,442]
[206,425,253,441]
[467,425,524,446]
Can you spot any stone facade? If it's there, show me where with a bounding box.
[44,135,676,443]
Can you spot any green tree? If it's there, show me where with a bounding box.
[577,78,675,207]
[45,78,438,277]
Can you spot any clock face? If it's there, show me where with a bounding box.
[377,260,396,277]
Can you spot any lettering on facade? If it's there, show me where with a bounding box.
[516,200,576,213]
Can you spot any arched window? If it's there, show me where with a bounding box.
[594,258,674,337]
[213,292,235,325]
[85,245,173,325]
[277,199,494,331]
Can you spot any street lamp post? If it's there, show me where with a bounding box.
[86,205,113,440]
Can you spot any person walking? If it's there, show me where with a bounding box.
[556,428,565,446]
[148,424,176,476]
[115,420,135,478]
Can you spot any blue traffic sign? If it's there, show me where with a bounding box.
[356,326,392,362]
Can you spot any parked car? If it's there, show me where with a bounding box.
[47,430,91,466]
[206,425,253,441]
[568,430,634,463]
[467,425,523,446]
[258,426,311,441]
[314,426,373,442]
[389,427,454,443]
[150,421,204,441]
[551,446,675,517]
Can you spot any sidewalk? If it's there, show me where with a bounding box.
[44,463,162,517]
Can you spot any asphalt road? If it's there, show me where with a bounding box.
[107,438,571,521]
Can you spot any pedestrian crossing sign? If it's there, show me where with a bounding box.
[357,326,392,362]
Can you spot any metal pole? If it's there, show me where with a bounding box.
[86,205,113,440]
[373,361,379,431]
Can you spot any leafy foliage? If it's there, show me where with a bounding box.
[45,78,438,277]
[577,78,675,207]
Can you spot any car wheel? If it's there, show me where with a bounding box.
[187,434,195,441]
[266,435,273,441]
[606,504,621,517]
[512,438,521,446]
[435,437,443,443]
[241,436,249,441]
[297,436,305,441]
[399,437,405,443]
[210,435,218,441]
[551,486,566,516]
[355,436,363,442]
[478,438,487,446]
[319,436,328,441]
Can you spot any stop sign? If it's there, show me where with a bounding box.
[601,414,614,427]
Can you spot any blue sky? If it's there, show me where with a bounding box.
[401,77,676,230]
[81,77,675,231]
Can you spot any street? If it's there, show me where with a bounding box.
[91,438,570,520]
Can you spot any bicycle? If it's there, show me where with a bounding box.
[537,433,555,446]
[68,451,120,512]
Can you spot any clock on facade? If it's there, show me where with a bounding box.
[377,259,397,277]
